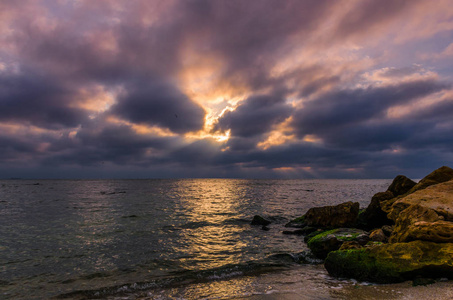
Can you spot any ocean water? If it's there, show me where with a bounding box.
[1,179,452,300]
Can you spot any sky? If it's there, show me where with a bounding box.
[1,0,453,179]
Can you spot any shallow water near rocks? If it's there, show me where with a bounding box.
[1,179,451,299]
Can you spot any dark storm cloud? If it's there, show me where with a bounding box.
[43,121,183,167]
[292,79,448,136]
[111,80,206,134]
[0,134,37,161]
[214,92,292,137]
[0,71,87,129]
[0,0,452,179]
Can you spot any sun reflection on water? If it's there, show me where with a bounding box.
[170,179,251,270]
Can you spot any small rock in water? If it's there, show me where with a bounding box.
[251,215,271,226]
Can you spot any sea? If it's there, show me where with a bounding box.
[1,179,452,300]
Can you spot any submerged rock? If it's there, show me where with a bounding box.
[324,240,453,283]
[304,201,360,228]
[307,228,369,259]
[251,215,271,226]
[282,226,318,236]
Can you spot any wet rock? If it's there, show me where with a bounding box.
[282,226,317,236]
[324,240,453,283]
[304,229,326,242]
[284,216,307,228]
[251,215,271,226]
[304,201,360,228]
[307,228,369,259]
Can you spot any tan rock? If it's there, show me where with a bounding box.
[387,180,453,243]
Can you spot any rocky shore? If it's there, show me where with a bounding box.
[256,166,453,285]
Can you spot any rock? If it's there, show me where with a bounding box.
[381,225,393,237]
[261,225,270,231]
[387,175,417,196]
[304,229,325,242]
[269,250,323,265]
[369,228,387,243]
[307,228,369,259]
[251,215,271,226]
[339,241,363,250]
[284,216,307,228]
[304,201,360,228]
[324,240,453,283]
[407,166,453,195]
[358,175,416,231]
[357,191,394,230]
[385,180,453,243]
[282,226,317,235]
[412,277,437,286]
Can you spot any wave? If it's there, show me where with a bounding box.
[55,252,318,299]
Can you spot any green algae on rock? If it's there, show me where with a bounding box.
[307,228,369,259]
[324,240,453,283]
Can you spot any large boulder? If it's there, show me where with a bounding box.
[324,240,453,283]
[407,166,453,194]
[307,228,369,259]
[385,180,453,243]
[381,166,453,214]
[358,175,416,230]
[387,175,417,196]
[357,191,394,230]
[304,201,360,228]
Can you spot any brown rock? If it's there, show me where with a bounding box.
[387,180,453,243]
[304,201,360,228]
[387,175,417,196]
[369,228,387,242]
[358,191,394,230]
[407,166,453,194]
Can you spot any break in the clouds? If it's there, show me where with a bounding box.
[1,0,453,179]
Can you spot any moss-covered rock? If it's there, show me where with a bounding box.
[304,201,360,228]
[307,228,369,259]
[324,240,453,283]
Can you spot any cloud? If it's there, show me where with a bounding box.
[110,79,206,134]
[0,0,453,179]
[214,92,292,138]
[0,71,88,129]
[292,79,449,137]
